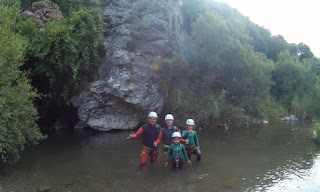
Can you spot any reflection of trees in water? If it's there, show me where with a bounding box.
[233,122,318,190]
[1,123,319,191]
[0,177,3,191]
[202,122,318,191]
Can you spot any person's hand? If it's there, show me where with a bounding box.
[153,140,157,147]
[127,133,133,139]
[187,160,191,165]
[165,162,168,167]
[188,129,193,134]
[185,138,189,144]
[196,147,201,154]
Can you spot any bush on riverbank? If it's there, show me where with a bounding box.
[312,121,320,144]
[0,0,104,164]
[162,10,276,127]
[21,0,105,106]
[0,6,45,164]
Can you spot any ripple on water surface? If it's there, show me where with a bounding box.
[2,122,320,192]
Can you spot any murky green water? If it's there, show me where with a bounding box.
[1,122,320,192]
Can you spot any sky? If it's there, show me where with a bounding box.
[214,0,320,58]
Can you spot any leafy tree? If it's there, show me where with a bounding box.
[0,6,45,164]
[246,23,272,56]
[163,11,276,127]
[0,0,20,8]
[296,43,314,61]
[182,0,210,34]
[289,58,320,119]
[52,0,83,14]
[22,3,104,107]
[270,51,304,108]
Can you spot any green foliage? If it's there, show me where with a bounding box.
[271,51,304,106]
[168,1,320,127]
[312,121,320,144]
[22,4,104,105]
[296,43,314,61]
[24,0,62,25]
[0,0,20,8]
[52,0,113,14]
[20,0,36,10]
[0,6,45,164]
[271,52,320,119]
[246,23,272,55]
[290,60,320,119]
[0,0,105,163]
[53,0,84,14]
[163,10,277,128]
[182,0,210,33]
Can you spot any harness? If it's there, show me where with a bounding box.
[173,144,182,168]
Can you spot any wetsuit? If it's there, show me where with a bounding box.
[165,144,189,169]
[155,126,182,161]
[132,123,161,165]
[182,130,201,161]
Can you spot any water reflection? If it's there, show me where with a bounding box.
[1,122,320,191]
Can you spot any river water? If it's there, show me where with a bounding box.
[1,122,320,192]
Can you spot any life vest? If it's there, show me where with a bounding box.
[142,123,161,148]
[161,126,180,147]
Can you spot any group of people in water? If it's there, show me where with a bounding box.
[127,112,201,169]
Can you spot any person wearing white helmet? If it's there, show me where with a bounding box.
[182,119,201,161]
[153,114,186,161]
[164,132,191,169]
[127,111,161,165]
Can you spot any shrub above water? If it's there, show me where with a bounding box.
[312,121,320,144]
[0,6,45,164]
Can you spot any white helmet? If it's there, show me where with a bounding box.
[148,111,158,118]
[186,119,195,126]
[172,132,181,138]
[165,114,174,120]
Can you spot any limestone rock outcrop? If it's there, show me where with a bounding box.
[72,0,183,131]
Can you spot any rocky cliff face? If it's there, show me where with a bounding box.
[71,0,183,131]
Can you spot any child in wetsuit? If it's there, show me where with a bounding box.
[182,119,201,161]
[165,132,191,169]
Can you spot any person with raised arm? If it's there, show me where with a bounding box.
[127,112,161,165]
[182,119,201,161]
